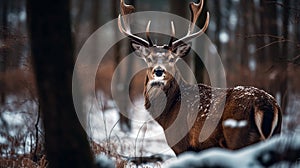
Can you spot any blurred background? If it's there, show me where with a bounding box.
[0,0,299,166]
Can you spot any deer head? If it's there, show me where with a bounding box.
[118,0,209,90]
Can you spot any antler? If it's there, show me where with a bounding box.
[171,0,210,49]
[118,0,152,47]
[168,21,176,48]
[118,0,209,49]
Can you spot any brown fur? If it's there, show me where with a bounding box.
[144,69,282,155]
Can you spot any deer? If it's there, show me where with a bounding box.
[118,0,282,155]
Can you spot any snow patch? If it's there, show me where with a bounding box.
[87,96,175,157]
[167,134,300,168]
[2,112,25,125]
[223,119,248,128]
[95,154,115,168]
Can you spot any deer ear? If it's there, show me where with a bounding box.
[172,43,191,58]
[131,41,150,57]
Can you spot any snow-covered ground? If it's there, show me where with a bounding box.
[282,94,300,134]
[167,134,300,168]
[87,95,176,158]
[0,95,38,156]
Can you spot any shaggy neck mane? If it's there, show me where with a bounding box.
[144,73,184,126]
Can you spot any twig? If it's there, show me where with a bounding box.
[134,122,147,162]
[33,102,41,162]
[108,118,120,152]
[239,33,284,40]
[265,1,300,12]
[254,39,285,53]
[288,54,300,65]
[99,98,109,155]
[87,96,97,144]
[238,33,300,54]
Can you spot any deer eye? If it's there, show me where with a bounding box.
[145,57,152,63]
[169,57,175,62]
[163,45,169,50]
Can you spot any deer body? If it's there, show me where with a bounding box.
[144,73,281,155]
[118,0,282,155]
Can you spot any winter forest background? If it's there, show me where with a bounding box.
[0,0,300,167]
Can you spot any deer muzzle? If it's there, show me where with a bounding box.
[150,66,167,87]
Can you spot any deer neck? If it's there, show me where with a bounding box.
[144,71,186,127]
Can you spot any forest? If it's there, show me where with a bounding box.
[0,0,300,167]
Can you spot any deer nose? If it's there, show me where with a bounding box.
[154,68,165,77]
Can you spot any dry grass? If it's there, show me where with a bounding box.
[0,155,47,168]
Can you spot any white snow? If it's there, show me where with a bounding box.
[95,154,115,168]
[219,31,229,43]
[2,111,25,126]
[223,119,248,128]
[87,96,175,158]
[233,86,245,90]
[166,134,300,168]
[0,95,39,156]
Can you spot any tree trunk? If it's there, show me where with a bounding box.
[0,0,8,104]
[170,0,195,82]
[241,1,250,67]
[91,0,100,33]
[27,0,95,167]
[262,0,279,64]
[194,0,207,83]
[112,0,133,132]
[170,0,188,18]
[278,0,290,114]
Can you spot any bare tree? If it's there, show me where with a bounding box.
[0,0,8,104]
[278,0,290,114]
[194,0,208,83]
[27,0,95,167]
[111,0,135,132]
[258,0,288,114]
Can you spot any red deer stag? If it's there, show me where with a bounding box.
[118,0,282,155]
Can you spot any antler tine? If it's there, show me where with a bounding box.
[168,21,176,47]
[171,21,176,37]
[118,15,150,46]
[120,0,134,15]
[118,0,150,46]
[120,0,134,30]
[171,0,209,49]
[188,0,204,34]
[146,21,153,46]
